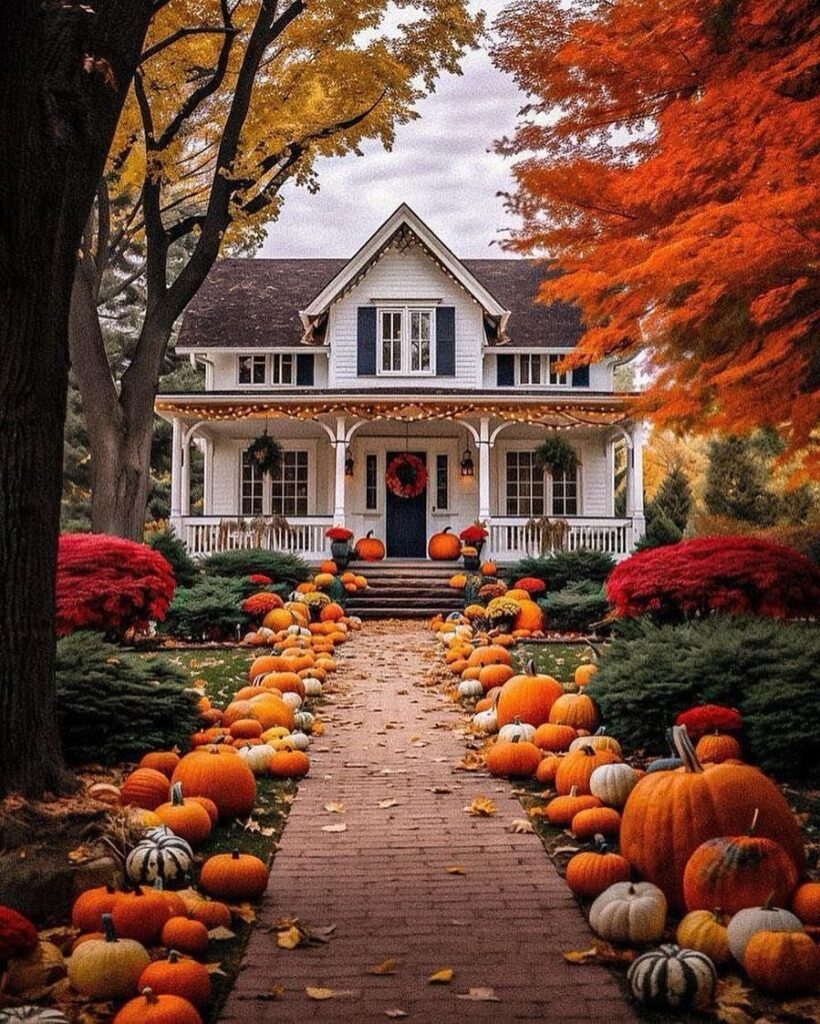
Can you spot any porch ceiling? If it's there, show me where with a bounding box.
[155,389,635,429]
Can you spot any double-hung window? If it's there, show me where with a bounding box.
[271,353,294,385]
[505,451,545,517]
[551,468,578,516]
[378,307,434,374]
[271,451,309,516]
[435,454,449,510]
[519,354,542,385]
[238,355,266,385]
[548,354,569,385]
[241,451,265,514]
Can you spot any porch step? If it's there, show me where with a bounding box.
[343,561,463,620]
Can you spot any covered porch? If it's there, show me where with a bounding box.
[156,392,645,562]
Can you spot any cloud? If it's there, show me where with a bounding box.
[257,2,524,260]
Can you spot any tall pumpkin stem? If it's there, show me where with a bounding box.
[101,912,117,943]
[171,781,184,806]
[671,725,704,774]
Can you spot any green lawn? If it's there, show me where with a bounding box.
[513,641,600,685]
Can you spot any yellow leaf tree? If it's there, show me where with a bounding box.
[71,0,483,537]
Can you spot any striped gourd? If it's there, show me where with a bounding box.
[125,826,193,887]
[627,944,716,1010]
[0,1009,71,1023]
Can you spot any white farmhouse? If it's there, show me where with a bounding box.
[157,205,645,561]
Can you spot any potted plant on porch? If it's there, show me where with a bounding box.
[459,522,488,556]
[325,525,354,569]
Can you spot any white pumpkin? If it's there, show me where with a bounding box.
[569,733,622,757]
[457,680,483,699]
[589,763,639,807]
[286,624,302,635]
[0,1009,71,1024]
[473,708,499,734]
[125,827,193,886]
[281,691,303,710]
[498,716,537,743]
[302,677,323,697]
[237,744,276,775]
[293,709,315,731]
[589,881,668,945]
[727,903,804,963]
[627,944,716,1010]
[288,730,311,751]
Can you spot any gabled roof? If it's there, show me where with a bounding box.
[300,203,509,330]
[175,206,585,351]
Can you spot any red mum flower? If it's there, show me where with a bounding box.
[675,704,743,741]
[459,525,488,543]
[248,573,273,585]
[326,526,354,542]
[241,591,284,617]
[514,577,547,594]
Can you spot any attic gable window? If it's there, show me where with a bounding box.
[378,307,434,375]
[514,353,573,387]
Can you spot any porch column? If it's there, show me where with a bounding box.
[333,414,347,524]
[170,417,183,528]
[629,420,646,542]
[478,416,491,522]
[180,436,192,517]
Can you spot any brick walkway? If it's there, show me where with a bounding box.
[222,622,638,1023]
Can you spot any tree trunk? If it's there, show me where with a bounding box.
[0,2,154,798]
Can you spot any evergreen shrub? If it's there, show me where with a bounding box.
[55,632,200,765]
[505,550,616,591]
[203,548,310,585]
[161,577,249,640]
[539,581,609,633]
[147,528,200,587]
[586,617,820,783]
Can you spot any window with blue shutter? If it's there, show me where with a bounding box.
[435,306,456,376]
[357,307,377,375]
[296,353,314,387]
[496,353,515,387]
[572,363,590,388]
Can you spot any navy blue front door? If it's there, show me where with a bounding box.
[386,451,427,558]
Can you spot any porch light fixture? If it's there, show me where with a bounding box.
[460,445,475,477]
[344,448,355,476]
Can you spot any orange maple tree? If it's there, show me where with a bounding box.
[493,0,819,477]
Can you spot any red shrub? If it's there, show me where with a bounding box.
[241,591,284,617]
[514,577,547,595]
[675,704,743,740]
[606,536,820,622]
[57,534,176,637]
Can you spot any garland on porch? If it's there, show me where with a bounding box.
[247,431,283,476]
[385,453,428,499]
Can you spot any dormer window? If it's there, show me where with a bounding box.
[271,353,294,385]
[514,353,572,387]
[548,354,568,386]
[378,307,434,375]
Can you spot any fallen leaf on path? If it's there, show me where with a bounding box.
[563,942,637,965]
[207,926,236,940]
[428,968,454,983]
[385,1009,408,1018]
[369,958,399,975]
[321,823,347,832]
[231,903,257,924]
[554,845,581,855]
[306,923,337,944]
[204,962,227,976]
[254,984,285,1001]
[457,987,500,1002]
[277,926,303,949]
[323,801,346,813]
[306,986,359,1000]
[465,796,497,816]
[507,819,535,834]
[445,865,466,874]
[457,752,484,771]
[378,798,399,809]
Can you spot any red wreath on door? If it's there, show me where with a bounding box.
[385,453,428,499]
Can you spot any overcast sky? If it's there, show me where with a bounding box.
[258,1,524,261]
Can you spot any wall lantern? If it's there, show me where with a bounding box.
[460,446,475,477]
[344,449,355,476]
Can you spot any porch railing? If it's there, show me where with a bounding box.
[487,517,633,560]
[179,516,333,560]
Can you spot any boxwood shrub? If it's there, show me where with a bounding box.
[203,548,310,585]
[586,616,820,783]
[539,581,609,633]
[505,550,616,591]
[162,577,250,640]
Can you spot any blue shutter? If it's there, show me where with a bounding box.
[357,307,377,375]
[572,364,590,388]
[496,353,515,387]
[296,353,314,386]
[435,306,456,376]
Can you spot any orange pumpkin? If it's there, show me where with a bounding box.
[534,722,578,752]
[154,783,213,846]
[229,719,264,740]
[318,560,338,574]
[139,751,181,779]
[481,562,498,576]
[113,989,203,1024]
[354,530,385,561]
[138,951,211,1008]
[791,882,820,927]
[695,732,742,764]
[120,768,171,810]
[320,602,345,622]
[743,931,820,994]
[200,850,269,902]
[160,916,210,956]
[574,664,598,687]
[619,726,805,912]
[111,887,171,945]
[268,750,310,778]
[554,745,620,795]
[466,645,512,669]
[535,754,562,785]
[545,787,602,826]
[428,527,461,560]
[190,900,232,930]
[71,885,118,933]
[496,661,562,728]
[513,600,543,633]
[571,806,622,839]
[171,748,256,821]
[485,739,542,778]
[566,842,631,899]
[478,663,514,691]
[548,693,599,731]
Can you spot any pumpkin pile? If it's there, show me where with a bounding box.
[434,628,820,1012]
[0,584,366,1023]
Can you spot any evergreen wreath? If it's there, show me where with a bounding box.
[247,431,283,476]
[534,434,578,476]
[385,453,428,499]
